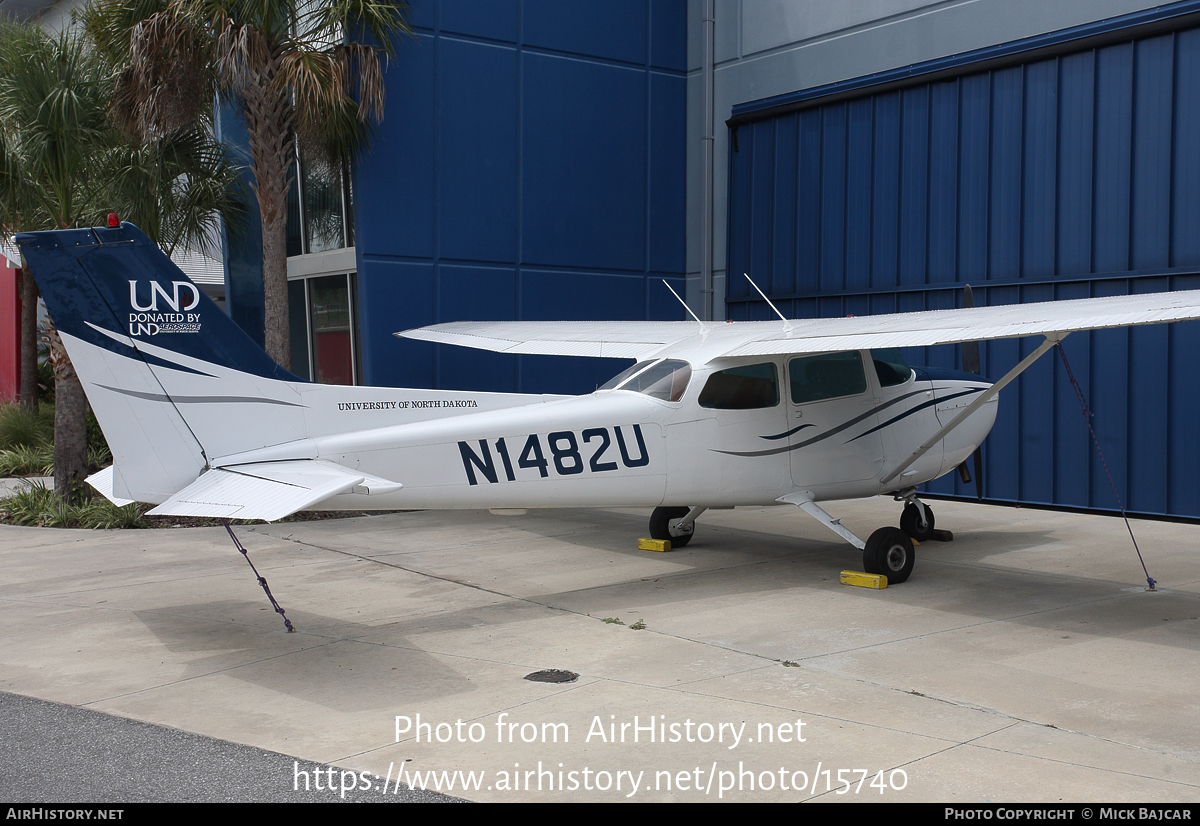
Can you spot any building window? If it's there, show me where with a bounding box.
[287,272,359,385]
[288,151,353,256]
[287,148,358,384]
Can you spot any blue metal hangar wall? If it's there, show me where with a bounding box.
[351,0,688,397]
[715,1,1200,519]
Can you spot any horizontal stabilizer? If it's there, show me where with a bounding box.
[86,466,137,507]
[147,460,403,521]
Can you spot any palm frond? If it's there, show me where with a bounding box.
[77,0,412,367]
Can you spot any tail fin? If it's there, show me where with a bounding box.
[16,224,308,503]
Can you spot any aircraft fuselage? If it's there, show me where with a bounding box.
[218,351,996,512]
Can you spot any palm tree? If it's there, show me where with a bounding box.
[0,16,241,500]
[0,20,107,428]
[84,0,411,370]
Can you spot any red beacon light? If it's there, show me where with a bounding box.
[106,213,119,227]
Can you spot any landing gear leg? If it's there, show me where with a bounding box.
[778,492,916,584]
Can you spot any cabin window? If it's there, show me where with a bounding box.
[870,348,913,387]
[699,363,779,409]
[599,359,691,402]
[789,352,866,404]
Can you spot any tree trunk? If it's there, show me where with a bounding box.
[53,372,89,502]
[19,267,39,412]
[261,208,290,369]
[43,321,88,502]
[242,70,295,371]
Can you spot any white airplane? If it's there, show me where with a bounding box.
[18,224,1200,583]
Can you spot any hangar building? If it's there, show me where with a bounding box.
[220,0,1200,520]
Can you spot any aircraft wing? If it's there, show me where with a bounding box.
[397,320,702,359]
[142,460,403,522]
[721,289,1200,356]
[398,289,1200,360]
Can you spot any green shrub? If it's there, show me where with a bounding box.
[36,361,54,402]
[76,496,147,529]
[0,444,54,476]
[0,402,112,475]
[0,482,60,525]
[86,412,111,468]
[0,403,53,450]
[87,445,111,472]
[0,481,146,529]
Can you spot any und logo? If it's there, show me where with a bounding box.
[128,280,202,336]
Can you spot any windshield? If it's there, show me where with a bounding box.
[599,359,692,402]
[870,348,913,387]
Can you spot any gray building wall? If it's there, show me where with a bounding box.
[686,0,1165,319]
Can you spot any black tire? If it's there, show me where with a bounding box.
[900,502,935,542]
[863,526,915,584]
[649,506,694,548]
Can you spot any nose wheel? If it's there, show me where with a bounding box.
[899,502,935,542]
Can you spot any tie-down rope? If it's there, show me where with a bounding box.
[1055,342,1156,591]
[223,520,296,631]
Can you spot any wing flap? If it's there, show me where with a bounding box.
[147,460,403,521]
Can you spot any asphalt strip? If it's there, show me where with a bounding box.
[0,691,466,803]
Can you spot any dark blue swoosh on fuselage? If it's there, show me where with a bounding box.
[717,388,930,458]
[759,423,815,441]
[717,382,991,459]
[845,387,987,443]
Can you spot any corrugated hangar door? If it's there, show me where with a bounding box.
[726,6,1200,518]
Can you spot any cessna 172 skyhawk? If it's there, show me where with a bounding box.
[18,224,1200,583]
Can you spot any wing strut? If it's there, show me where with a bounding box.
[879,334,1066,488]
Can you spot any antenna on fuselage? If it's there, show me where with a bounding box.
[662,279,705,329]
[744,273,793,332]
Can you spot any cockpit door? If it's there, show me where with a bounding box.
[787,351,884,491]
[666,360,792,504]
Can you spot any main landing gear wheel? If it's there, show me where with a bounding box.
[863,527,915,584]
[900,502,935,542]
[649,506,694,548]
